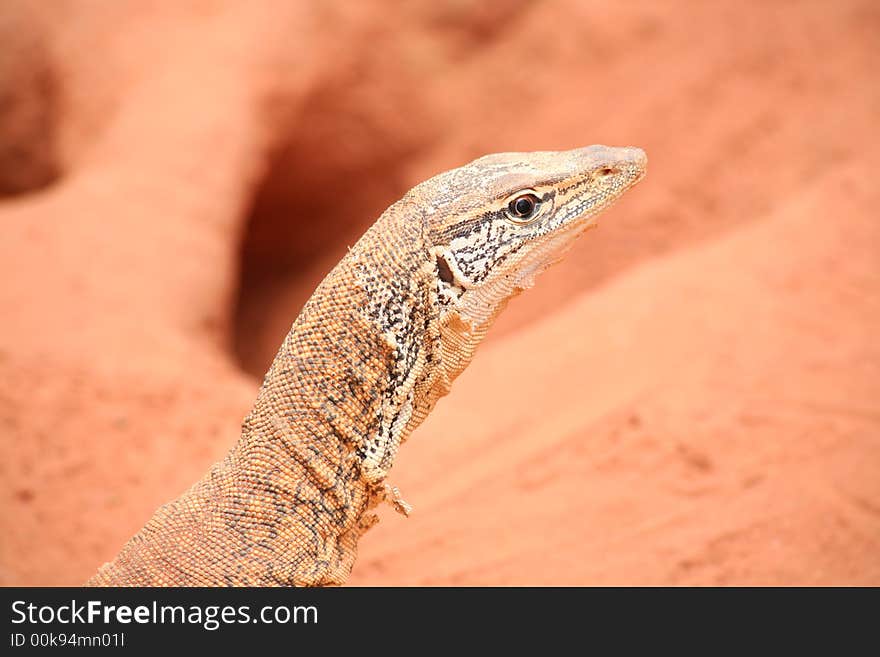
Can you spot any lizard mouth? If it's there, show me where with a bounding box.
[539,148,647,238]
[525,154,647,273]
[504,157,647,288]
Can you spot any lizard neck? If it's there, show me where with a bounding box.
[88,202,439,586]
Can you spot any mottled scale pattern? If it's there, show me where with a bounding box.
[88,145,646,586]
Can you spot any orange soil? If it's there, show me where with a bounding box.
[1,1,878,585]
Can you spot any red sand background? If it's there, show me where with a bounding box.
[1,1,878,585]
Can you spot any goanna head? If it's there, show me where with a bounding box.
[414,144,647,385]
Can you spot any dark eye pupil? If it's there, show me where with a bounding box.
[511,196,536,217]
[515,198,533,215]
[506,193,542,221]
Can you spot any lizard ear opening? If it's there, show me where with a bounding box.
[436,253,455,284]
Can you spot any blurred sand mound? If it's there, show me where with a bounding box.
[1,0,878,585]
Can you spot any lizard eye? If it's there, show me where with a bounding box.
[505,192,542,224]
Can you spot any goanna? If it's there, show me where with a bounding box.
[88,145,647,586]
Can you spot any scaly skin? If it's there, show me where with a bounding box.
[88,145,647,586]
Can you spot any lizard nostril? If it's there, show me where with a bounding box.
[599,167,617,177]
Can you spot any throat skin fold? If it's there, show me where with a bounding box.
[87,145,647,586]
